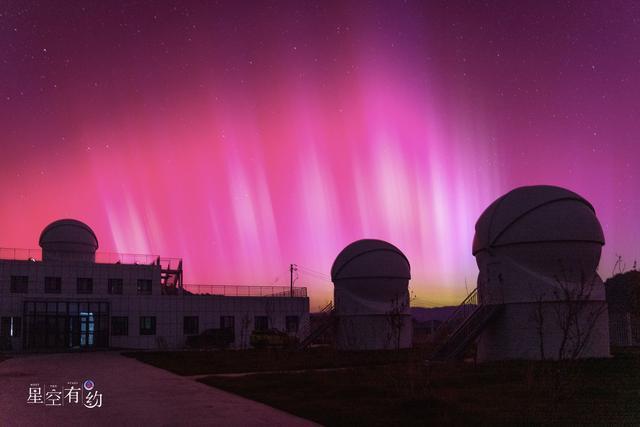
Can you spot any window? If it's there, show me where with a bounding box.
[137,279,152,295]
[10,276,28,293]
[286,316,300,334]
[220,316,235,330]
[111,317,128,336]
[77,278,93,294]
[108,279,123,295]
[183,316,199,335]
[220,316,235,342]
[1,317,21,337]
[44,277,62,294]
[254,316,269,332]
[139,316,156,335]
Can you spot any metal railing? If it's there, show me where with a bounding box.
[0,247,181,269]
[183,284,307,297]
[0,248,42,261]
[428,288,478,345]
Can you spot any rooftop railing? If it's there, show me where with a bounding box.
[184,284,307,298]
[0,247,181,269]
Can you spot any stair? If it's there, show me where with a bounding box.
[429,304,502,361]
[427,288,503,361]
[297,302,335,350]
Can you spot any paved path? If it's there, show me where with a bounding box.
[0,352,318,427]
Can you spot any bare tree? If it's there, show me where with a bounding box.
[384,288,414,351]
[551,267,608,360]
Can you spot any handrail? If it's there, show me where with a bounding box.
[428,288,478,345]
[440,288,478,326]
[318,301,334,314]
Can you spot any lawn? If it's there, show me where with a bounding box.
[123,347,424,376]
[127,348,640,425]
[198,353,640,426]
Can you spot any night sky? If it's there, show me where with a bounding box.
[1,1,639,308]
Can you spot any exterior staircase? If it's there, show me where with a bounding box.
[298,301,335,350]
[428,288,503,361]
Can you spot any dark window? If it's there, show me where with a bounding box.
[220,316,235,330]
[10,276,28,293]
[137,279,152,295]
[111,317,128,336]
[286,316,300,334]
[254,316,269,332]
[77,278,93,294]
[220,316,235,343]
[139,316,156,335]
[183,316,199,335]
[44,277,62,294]
[1,317,21,337]
[108,279,123,295]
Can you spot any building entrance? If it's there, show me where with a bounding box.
[23,301,109,350]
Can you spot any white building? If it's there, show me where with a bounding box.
[0,219,309,351]
[331,239,412,350]
[473,185,610,361]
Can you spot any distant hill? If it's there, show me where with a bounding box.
[411,306,457,323]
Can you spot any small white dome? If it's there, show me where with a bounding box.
[39,219,99,255]
[331,239,410,281]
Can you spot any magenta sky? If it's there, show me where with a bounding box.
[1,1,639,308]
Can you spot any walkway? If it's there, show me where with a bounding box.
[0,351,317,426]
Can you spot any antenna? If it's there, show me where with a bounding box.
[290,263,298,297]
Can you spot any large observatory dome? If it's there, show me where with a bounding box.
[39,219,98,261]
[472,185,604,256]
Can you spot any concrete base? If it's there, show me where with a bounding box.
[477,301,610,362]
[335,314,412,350]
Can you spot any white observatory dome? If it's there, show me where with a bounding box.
[331,239,410,302]
[39,219,99,262]
[332,239,413,350]
[473,185,605,300]
[472,185,610,362]
[473,185,604,255]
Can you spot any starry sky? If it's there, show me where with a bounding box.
[1,1,639,309]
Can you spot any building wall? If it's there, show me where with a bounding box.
[608,311,640,347]
[0,259,309,351]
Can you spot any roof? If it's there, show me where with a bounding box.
[472,185,605,255]
[331,239,410,281]
[39,219,99,251]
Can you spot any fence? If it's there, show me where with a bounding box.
[0,247,181,269]
[184,284,307,297]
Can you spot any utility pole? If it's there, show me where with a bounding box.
[290,263,297,297]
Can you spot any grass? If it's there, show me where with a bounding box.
[128,347,640,425]
[199,354,640,425]
[123,347,423,376]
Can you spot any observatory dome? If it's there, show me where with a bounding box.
[331,239,410,281]
[472,185,604,256]
[331,239,410,302]
[39,219,99,255]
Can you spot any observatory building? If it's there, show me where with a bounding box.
[0,219,309,351]
[472,185,610,361]
[331,239,412,350]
